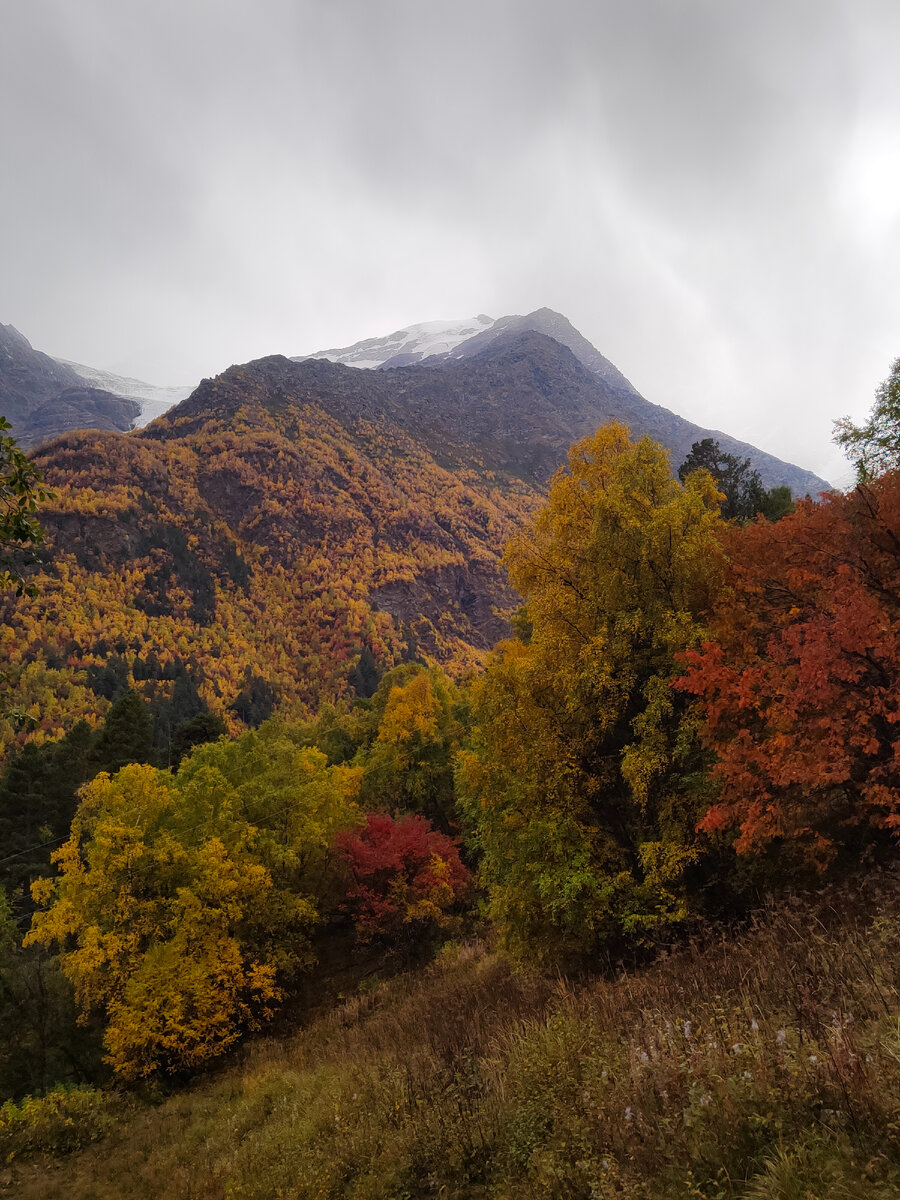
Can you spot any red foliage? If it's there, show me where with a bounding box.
[334,813,470,938]
[678,476,900,866]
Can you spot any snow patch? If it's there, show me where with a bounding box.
[56,359,194,428]
[297,315,495,369]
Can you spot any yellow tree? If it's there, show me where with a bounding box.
[359,667,467,830]
[458,424,725,961]
[28,721,361,1079]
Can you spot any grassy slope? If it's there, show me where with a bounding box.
[11,875,900,1200]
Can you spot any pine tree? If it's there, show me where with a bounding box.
[93,690,154,774]
[348,646,380,698]
[0,721,95,901]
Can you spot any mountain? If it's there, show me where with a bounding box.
[0,323,192,447]
[0,324,140,447]
[2,330,837,756]
[299,314,496,369]
[303,307,831,496]
[55,360,193,428]
[4,312,830,496]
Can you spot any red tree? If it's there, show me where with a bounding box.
[334,813,471,940]
[678,476,900,868]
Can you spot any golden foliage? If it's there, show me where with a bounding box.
[27,723,361,1079]
[1,376,536,754]
[459,424,726,960]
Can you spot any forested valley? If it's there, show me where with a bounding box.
[4,353,900,1199]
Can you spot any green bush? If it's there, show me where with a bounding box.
[0,1085,117,1161]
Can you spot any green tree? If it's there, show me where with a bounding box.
[758,483,794,521]
[92,690,154,774]
[357,667,468,831]
[229,671,276,728]
[170,710,226,767]
[834,356,900,481]
[0,891,103,1100]
[459,424,725,962]
[150,665,223,767]
[678,438,792,521]
[0,722,95,903]
[300,665,470,831]
[348,645,380,698]
[0,416,54,597]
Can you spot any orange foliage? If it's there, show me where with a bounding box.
[678,476,900,867]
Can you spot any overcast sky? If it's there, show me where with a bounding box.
[4,1,900,485]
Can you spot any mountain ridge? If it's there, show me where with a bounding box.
[301,308,831,495]
[1,312,831,495]
[0,332,833,756]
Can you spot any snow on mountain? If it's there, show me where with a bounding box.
[56,359,193,428]
[299,309,832,496]
[297,308,640,397]
[296,315,496,369]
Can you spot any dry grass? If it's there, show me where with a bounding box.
[9,873,900,1199]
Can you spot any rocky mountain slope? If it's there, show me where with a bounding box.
[0,324,140,447]
[0,343,545,749]
[304,308,830,496]
[0,323,192,447]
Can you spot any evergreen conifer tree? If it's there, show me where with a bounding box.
[93,690,154,774]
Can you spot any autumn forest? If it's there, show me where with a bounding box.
[4,346,900,1199]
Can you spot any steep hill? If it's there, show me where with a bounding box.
[10,880,900,1199]
[0,346,545,749]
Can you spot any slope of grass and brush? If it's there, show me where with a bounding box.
[7,874,900,1200]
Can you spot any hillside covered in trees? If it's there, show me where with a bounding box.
[0,330,811,759]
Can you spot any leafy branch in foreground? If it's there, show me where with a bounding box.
[834,356,900,482]
[0,416,55,597]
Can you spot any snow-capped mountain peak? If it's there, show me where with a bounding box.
[296,314,495,370]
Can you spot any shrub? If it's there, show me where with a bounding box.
[0,1085,117,1161]
[334,812,471,944]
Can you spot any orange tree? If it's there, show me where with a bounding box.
[458,424,725,962]
[678,474,900,872]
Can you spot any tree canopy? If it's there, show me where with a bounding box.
[27,720,362,1079]
[459,424,726,961]
[0,417,53,597]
